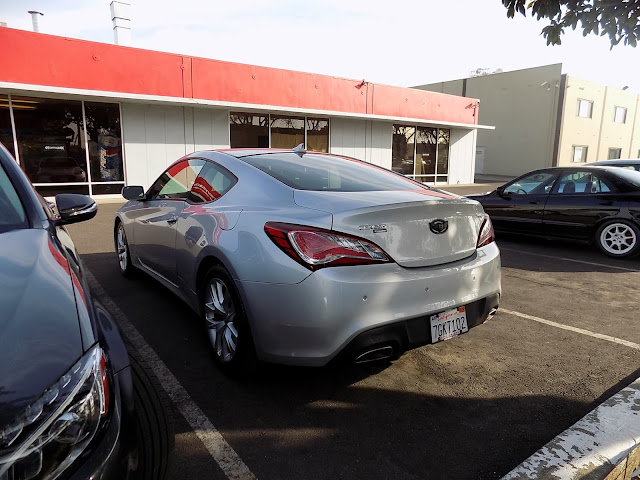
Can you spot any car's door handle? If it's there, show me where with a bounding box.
[167,215,178,224]
[529,201,540,205]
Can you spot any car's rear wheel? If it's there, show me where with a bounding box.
[116,222,134,277]
[129,346,175,480]
[595,220,640,258]
[201,265,257,377]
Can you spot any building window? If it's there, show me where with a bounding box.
[270,116,304,149]
[572,145,588,163]
[0,95,15,157]
[85,102,124,195]
[608,148,622,160]
[230,113,268,148]
[614,106,627,124]
[230,113,329,152]
[393,124,450,183]
[577,99,593,118]
[306,118,329,153]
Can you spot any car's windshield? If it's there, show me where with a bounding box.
[241,153,429,192]
[0,164,29,233]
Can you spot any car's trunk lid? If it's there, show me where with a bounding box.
[294,189,485,267]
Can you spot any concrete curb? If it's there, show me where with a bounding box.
[502,377,640,480]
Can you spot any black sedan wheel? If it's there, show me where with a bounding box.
[595,220,640,258]
[201,265,257,376]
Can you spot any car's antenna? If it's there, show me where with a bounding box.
[293,143,306,158]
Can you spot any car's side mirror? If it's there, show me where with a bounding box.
[496,185,506,197]
[122,185,145,200]
[55,194,98,225]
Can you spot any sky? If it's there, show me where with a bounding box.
[2,0,639,93]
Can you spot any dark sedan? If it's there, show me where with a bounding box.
[468,166,640,258]
[0,143,172,480]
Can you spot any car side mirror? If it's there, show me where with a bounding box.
[55,194,98,225]
[122,185,145,200]
[495,185,505,197]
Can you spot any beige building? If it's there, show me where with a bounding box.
[415,64,640,179]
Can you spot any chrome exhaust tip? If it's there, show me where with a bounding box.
[354,345,394,364]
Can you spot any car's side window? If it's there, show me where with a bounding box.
[188,161,237,204]
[555,172,615,194]
[147,159,205,200]
[504,172,557,195]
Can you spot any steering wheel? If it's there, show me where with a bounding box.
[515,188,527,195]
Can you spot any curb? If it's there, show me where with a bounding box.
[502,377,640,480]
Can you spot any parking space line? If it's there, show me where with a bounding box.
[501,308,640,351]
[85,271,256,480]
[499,247,640,272]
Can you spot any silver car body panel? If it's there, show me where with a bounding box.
[116,150,501,366]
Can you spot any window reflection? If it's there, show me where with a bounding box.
[85,102,124,183]
[270,116,304,149]
[230,113,268,148]
[306,118,329,153]
[0,95,15,157]
[13,97,87,185]
[437,129,450,175]
[416,127,437,176]
[392,125,415,175]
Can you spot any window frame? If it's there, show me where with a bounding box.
[577,99,593,119]
[572,145,588,163]
[608,147,622,160]
[613,106,627,124]
[146,159,206,201]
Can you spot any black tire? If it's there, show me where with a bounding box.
[595,220,640,258]
[115,221,135,277]
[129,347,175,480]
[200,265,257,377]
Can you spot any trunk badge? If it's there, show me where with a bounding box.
[429,219,448,234]
[359,224,387,233]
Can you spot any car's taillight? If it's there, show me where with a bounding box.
[477,214,495,248]
[264,222,392,270]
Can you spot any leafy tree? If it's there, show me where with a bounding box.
[502,0,640,47]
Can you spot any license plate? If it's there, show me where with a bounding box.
[430,306,468,343]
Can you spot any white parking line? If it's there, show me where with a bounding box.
[86,272,256,480]
[501,308,640,351]
[499,247,640,273]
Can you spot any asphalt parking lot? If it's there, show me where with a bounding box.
[66,193,640,480]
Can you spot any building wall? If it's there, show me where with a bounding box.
[557,77,640,165]
[448,129,477,184]
[632,99,640,158]
[415,64,563,177]
[329,118,393,169]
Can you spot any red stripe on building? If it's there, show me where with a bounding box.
[0,28,479,125]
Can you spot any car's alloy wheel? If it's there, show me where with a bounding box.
[116,222,134,276]
[201,266,256,375]
[596,221,640,258]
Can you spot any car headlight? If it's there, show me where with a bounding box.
[0,345,110,480]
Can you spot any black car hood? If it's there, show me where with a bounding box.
[0,228,83,428]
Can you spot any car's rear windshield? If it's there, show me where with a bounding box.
[0,164,28,233]
[240,153,428,192]
[610,167,640,188]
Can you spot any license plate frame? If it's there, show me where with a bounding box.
[430,306,468,344]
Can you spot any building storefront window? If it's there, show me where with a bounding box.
[393,124,450,183]
[0,95,15,157]
[270,116,304,149]
[230,113,269,148]
[5,95,124,196]
[230,112,329,152]
[85,102,124,195]
[13,96,89,195]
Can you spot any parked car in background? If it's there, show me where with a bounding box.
[115,148,501,376]
[588,159,640,171]
[468,165,640,258]
[0,143,173,480]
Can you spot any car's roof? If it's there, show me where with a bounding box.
[217,148,298,158]
[588,159,640,166]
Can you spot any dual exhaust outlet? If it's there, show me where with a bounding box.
[354,345,395,364]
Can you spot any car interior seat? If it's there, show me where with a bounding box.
[563,181,575,193]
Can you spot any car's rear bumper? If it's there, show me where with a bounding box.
[239,242,501,366]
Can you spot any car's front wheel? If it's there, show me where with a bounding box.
[201,265,257,376]
[116,222,135,277]
[595,220,640,258]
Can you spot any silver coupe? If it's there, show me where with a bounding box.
[115,148,501,375]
